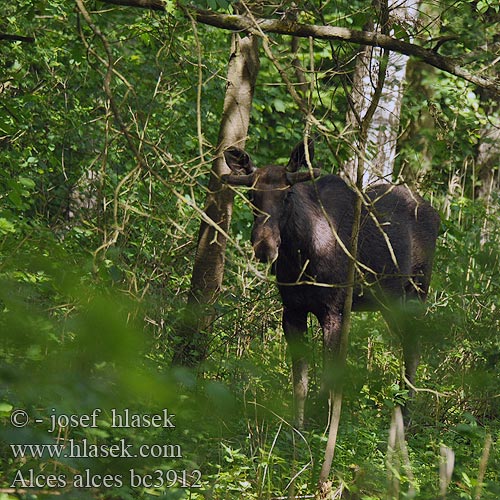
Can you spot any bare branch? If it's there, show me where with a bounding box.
[0,33,35,43]
[99,0,165,9]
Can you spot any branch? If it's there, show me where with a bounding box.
[190,9,499,94]
[99,0,165,9]
[0,33,35,43]
[99,0,500,94]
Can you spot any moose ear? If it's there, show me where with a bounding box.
[286,168,321,185]
[223,147,256,175]
[286,139,314,172]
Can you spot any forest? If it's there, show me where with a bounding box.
[0,0,499,499]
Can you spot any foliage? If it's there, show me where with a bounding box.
[1,0,499,499]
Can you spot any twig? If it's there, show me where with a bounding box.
[440,445,455,498]
[474,434,492,500]
[403,375,451,399]
[187,11,205,163]
[387,407,417,498]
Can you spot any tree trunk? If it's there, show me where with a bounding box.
[344,0,420,185]
[476,117,500,202]
[475,91,499,246]
[172,34,260,366]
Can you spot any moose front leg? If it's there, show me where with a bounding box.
[382,309,421,421]
[282,307,309,429]
[319,309,344,395]
[317,307,345,487]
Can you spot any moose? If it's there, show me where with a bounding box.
[222,140,440,428]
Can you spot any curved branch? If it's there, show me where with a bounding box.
[189,8,499,94]
[0,33,35,43]
[99,0,165,9]
[99,0,500,94]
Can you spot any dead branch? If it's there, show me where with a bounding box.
[0,33,35,43]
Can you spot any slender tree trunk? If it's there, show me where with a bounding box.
[474,12,500,209]
[172,33,260,366]
[67,169,100,222]
[475,93,499,246]
[476,116,500,203]
[344,0,420,185]
[317,37,390,499]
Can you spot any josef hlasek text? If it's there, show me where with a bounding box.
[48,408,175,433]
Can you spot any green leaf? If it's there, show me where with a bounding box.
[273,98,286,113]
[0,217,16,234]
[0,402,13,415]
[18,176,36,189]
[476,0,489,13]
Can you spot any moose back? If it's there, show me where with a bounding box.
[223,140,440,427]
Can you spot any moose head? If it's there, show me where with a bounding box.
[222,140,321,263]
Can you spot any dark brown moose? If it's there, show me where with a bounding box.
[223,140,440,428]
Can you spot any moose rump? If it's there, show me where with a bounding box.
[223,140,440,428]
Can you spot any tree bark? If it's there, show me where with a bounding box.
[344,0,420,185]
[172,33,260,365]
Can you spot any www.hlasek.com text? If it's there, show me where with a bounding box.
[11,438,182,460]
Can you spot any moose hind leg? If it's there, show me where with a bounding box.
[283,307,309,429]
[382,309,421,422]
[402,332,420,399]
